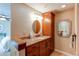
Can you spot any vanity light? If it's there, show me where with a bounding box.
[61,5,66,8]
[31,13,43,21]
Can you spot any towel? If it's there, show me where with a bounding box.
[0,36,19,56]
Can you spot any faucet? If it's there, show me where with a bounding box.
[29,32,33,39]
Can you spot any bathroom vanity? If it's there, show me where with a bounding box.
[26,36,54,56]
[17,36,54,56]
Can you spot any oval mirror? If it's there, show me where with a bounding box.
[57,20,72,38]
[32,20,40,34]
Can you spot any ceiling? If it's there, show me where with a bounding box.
[26,3,74,13]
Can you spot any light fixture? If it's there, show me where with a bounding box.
[61,5,66,8]
[31,13,43,21]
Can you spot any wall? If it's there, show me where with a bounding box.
[55,8,76,55]
[76,4,79,55]
[11,3,42,39]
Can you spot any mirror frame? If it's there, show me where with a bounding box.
[32,20,40,34]
[57,19,72,38]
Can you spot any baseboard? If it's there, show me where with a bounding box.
[55,49,73,56]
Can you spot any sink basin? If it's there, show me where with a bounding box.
[26,36,51,46]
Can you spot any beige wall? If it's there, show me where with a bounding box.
[76,4,79,55]
[55,8,76,55]
[11,3,42,38]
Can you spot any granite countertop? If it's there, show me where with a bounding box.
[14,38,26,45]
[26,36,51,46]
[15,36,51,46]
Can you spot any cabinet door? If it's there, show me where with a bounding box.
[40,41,46,56]
[27,43,40,56]
[50,39,54,52]
[27,51,39,56]
[46,39,51,55]
[42,13,52,36]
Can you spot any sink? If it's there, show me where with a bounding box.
[26,36,51,46]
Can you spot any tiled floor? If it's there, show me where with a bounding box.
[50,51,65,56]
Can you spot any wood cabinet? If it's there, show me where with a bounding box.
[46,39,51,55]
[40,40,46,56]
[50,39,54,52]
[26,43,40,56]
[26,38,53,56]
[42,12,55,52]
[42,12,52,36]
[42,12,55,37]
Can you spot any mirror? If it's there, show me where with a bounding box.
[32,20,40,34]
[57,20,72,38]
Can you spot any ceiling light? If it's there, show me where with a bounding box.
[61,5,66,8]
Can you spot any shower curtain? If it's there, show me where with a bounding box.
[0,3,19,56]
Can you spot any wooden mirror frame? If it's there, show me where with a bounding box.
[32,20,40,34]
